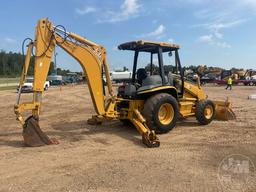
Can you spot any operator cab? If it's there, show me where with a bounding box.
[117,40,184,98]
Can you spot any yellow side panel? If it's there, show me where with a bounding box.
[183,81,206,100]
[137,86,177,95]
[179,101,195,117]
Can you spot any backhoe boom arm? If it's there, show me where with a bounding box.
[14,18,160,148]
[15,18,114,122]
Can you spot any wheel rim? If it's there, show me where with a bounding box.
[158,103,174,125]
[204,105,213,119]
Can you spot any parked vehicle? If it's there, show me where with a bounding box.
[111,71,132,83]
[242,79,256,86]
[17,77,50,93]
[64,76,78,84]
[200,73,217,84]
[50,80,66,86]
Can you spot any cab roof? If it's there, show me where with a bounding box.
[118,40,180,53]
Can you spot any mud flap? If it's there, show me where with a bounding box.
[23,116,59,147]
[213,100,236,121]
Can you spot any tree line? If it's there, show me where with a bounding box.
[1,50,247,78]
[0,51,70,77]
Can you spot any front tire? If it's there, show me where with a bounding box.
[195,100,215,125]
[142,93,179,134]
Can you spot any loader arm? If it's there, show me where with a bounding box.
[15,18,114,124]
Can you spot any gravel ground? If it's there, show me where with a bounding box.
[0,84,255,192]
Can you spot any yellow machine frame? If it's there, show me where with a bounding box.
[14,18,235,148]
[15,18,161,147]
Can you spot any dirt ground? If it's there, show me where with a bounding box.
[0,84,255,192]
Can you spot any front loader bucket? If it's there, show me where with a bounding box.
[213,100,236,121]
[23,116,59,147]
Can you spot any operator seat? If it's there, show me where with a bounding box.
[137,75,162,92]
[167,73,174,86]
[137,68,148,85]
[137,74,174,92]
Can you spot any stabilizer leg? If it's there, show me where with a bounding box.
[131,109,160,148]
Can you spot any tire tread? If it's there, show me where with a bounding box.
[142,93,178,133]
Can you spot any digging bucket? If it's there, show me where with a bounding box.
[23,116,59,147]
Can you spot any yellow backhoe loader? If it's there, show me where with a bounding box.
[14,18,236,148]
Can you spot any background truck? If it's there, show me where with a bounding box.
[18,77,50,92]
[110,71,132,83]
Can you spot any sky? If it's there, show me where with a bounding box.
[0,0,255,71]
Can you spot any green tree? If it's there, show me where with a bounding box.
[0,50,55,77]
[145,63,174,75]
[144,63,159,74]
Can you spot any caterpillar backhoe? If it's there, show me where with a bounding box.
[14,18,236,148]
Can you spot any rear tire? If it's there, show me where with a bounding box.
[195,100,215,125]
[142,93,179,134]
